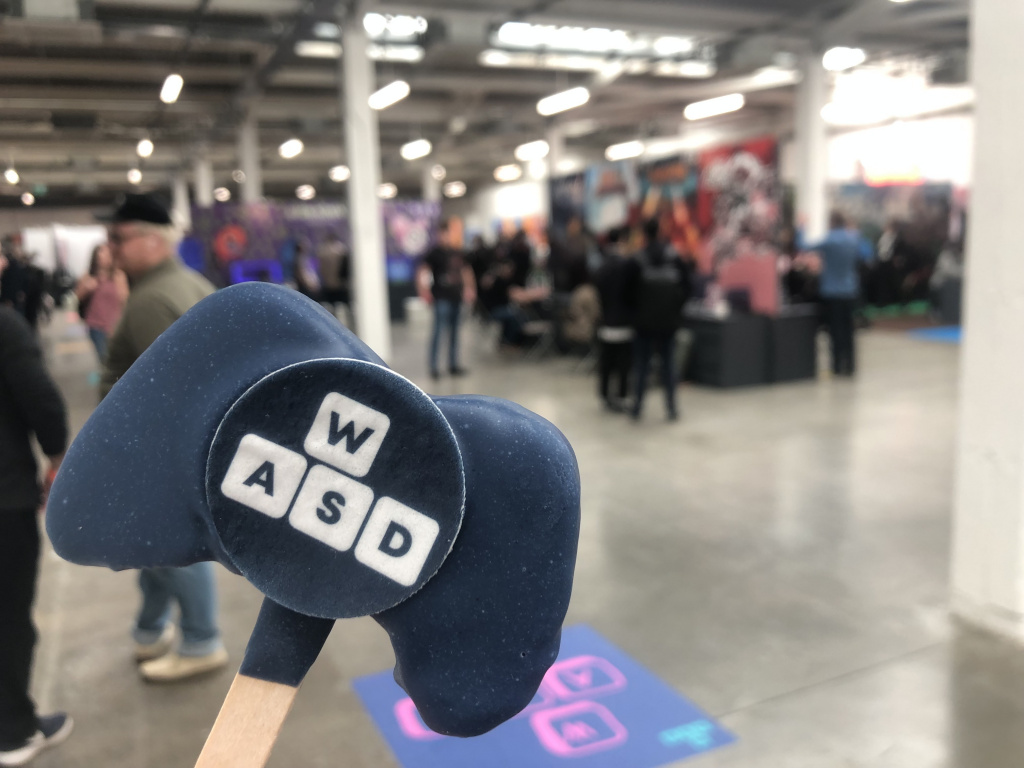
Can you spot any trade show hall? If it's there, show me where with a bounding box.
[31,311,1024,768]
[4,0,1024,767]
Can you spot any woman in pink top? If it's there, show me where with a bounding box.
[75,243,128,362]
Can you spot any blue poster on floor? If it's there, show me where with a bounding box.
[353,625,735,768]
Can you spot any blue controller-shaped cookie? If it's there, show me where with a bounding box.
[47,283,580,766]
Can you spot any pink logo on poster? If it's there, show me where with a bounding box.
[544,656,628,701]
[514,680,559,720]
[393,655,631,758]
[530,701,629,758]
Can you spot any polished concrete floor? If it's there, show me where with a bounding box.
[29,307,1024,768]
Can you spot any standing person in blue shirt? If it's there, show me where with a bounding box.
[799,211,873,377]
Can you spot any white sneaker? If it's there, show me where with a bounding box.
[134,622,177,662]
[0,713,74,767]
[139,647,229,683]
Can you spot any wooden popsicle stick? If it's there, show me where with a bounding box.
[195,673,299,768]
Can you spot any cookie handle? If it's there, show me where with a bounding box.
[195,674,298,768]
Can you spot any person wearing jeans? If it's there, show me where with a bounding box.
[798,211,873,377]
[133,564,222,659]
[418,221,476,380]
[0,254,74,767]
[430,298,463,377]
[101,193,228,683]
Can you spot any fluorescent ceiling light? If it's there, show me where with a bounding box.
[494,164,523,183]
[528,160,548,180]
[378,183,398,199]
[753,66,801,86]
[495,22,633,54]
[400,139,432,161]
[479,47,703,76]
[232,169,246,183]
[496,21,542,48]
[160,73,183,104]
[363,13,388,37]
[127,168,142,185]
[146,25,182,38]
[328,165,350,182]
[136,138,154,158]
[443,181,466,198]
[313,21,339,38]
[368,44,424,63]
[514,140,550,162]
[369,80,410,110]
[684,93,745,121]
[605,140,645,161]
[21,192,34,206]
[822,47,866,72]
[556,158,583,174]
[653,36,695,56]
[544,54,603,71]
[431,164,447,181]
[364,13,426,41]
[295,40,423,62]
[295,40,341,58]
[213,187,231,202]
[479,49,515,67]
[537,86,590,116]
[4,168,19,185]
[279,138,304,159]
[296,184,316,201]
[478,49,558,69]
[654,60,716,78]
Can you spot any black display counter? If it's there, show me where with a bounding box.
[388,282,415,322]
[768,305,819,383]
[683,306,819,388]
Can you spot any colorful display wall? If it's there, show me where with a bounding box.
[550,136,782,276]
[188,200,441,288]
[549,136,783,313]
[830,181,961,307]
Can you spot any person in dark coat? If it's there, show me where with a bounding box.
[630,219,692,421]
[593,227,636,411]
[0,253,74,766]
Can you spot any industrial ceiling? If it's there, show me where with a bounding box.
[0,0,970,207]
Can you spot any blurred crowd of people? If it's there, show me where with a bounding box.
[426,217,696,421]
[0,235,64,332]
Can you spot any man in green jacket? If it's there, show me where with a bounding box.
[101,194,227,682]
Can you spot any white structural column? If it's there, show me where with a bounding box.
[951,0,1024,641]
[546,125,565,179]
[171,174,192,231]
[340,7,392,360]
[193,152,214,208]
[238,113,264,203]
[422,165,441,203]
[794,52,829,241]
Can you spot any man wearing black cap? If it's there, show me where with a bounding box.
[101,193,228,682]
